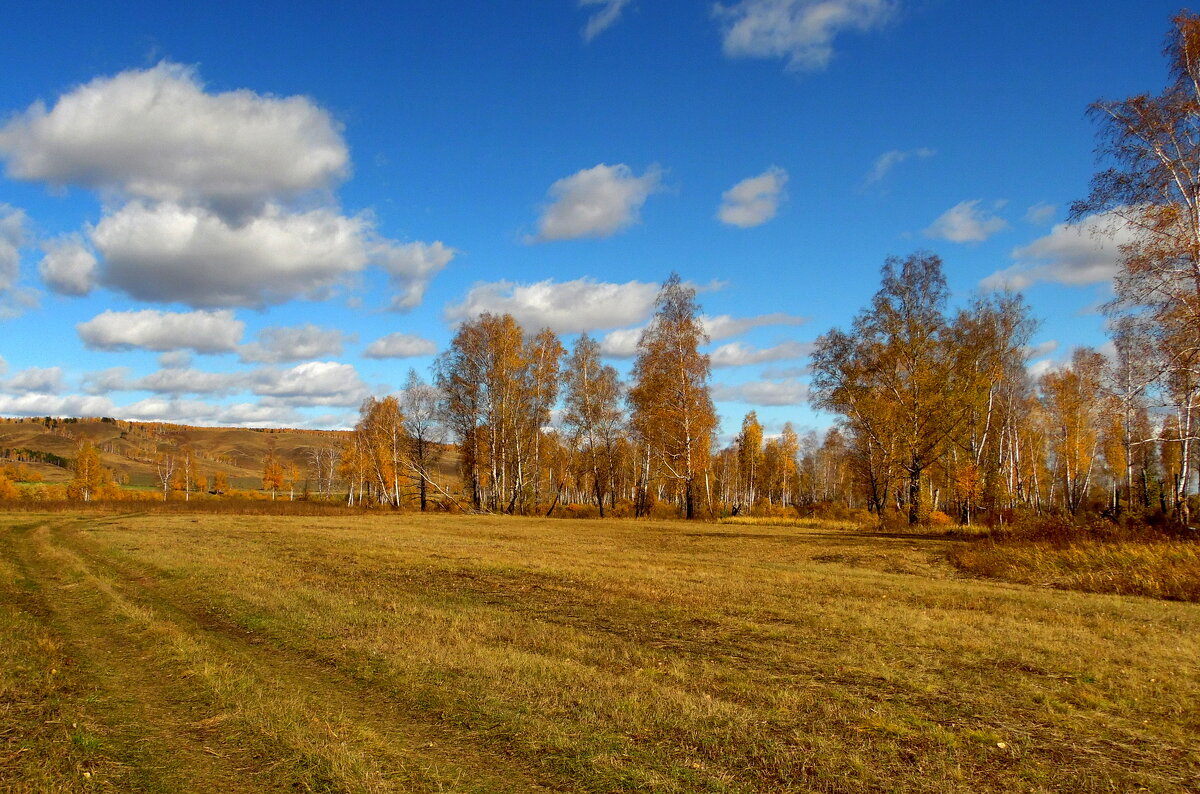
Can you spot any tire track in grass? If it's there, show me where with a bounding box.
[5,519,282,792]
[39,516,568,793]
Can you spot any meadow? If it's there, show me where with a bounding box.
[1,512,1197,792]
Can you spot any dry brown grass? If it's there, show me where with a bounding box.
[951,535,1200,602]
[2,512,1197,792]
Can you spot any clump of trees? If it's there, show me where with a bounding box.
[809,253,1035,525]
[67,442,119,501]
[332,274,721,517]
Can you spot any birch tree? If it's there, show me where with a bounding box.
[562,333,623,516]
[629,274,717,519]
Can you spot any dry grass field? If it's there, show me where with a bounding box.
[1,512,1197,792]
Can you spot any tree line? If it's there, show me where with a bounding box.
[13,12,1200,528]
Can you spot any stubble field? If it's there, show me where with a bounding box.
[1,512,1196,792]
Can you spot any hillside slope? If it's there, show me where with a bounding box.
[0,417,349,490]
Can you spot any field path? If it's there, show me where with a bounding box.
[0,517,566,793]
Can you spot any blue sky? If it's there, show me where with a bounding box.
[0,1,1183,438]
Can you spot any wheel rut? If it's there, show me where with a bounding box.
[5,517,567,793]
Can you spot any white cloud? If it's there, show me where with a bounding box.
[447,277,661,333]
[81,367,131,395]
[113,397,302,428]
[91,201,376,308]
[376,240,456,311]
[77,309,244,353]
[159,351,193,369]
[363,332,438,359]
[712,378,809,406]
[252,361,370,407]
[717,166,788,228]
[713,0,896,71]
[0,205,36,318]
[598,311,808,358]
[238,324,351,364]
[981,211,1137,291]
[5,366,65,394]
[0,393,115,418]
[580,0,633,41]
[702,311,807,340]
[863,147,934,187]
[1026,358,1061,380]
[530,164,663,242]
[0,64,451,314]
[38,235,97,296]
[0,62,348,216]
[599,327,643,358]
[214,402,303,428]
[710,340,812,367]
[1024,202,1056,226]
[924,199,1009,243]
[1024,339,1058,360]
[0,204,26,293]
[134,368,245,396]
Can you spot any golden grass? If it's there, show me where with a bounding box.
[2,512,1198,792]
[951,536,1200,602]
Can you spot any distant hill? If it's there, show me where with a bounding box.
[0,417,351,491]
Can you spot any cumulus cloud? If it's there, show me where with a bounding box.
[447,277,661,333]
[1024,339,1058,360]
[1026,358,1061,380]
[0,64,452,313]
[77,309,244,353]
[702,311,807,340]
[717,166,788,228]
[114,397,301,428]
[981,211,1137,291]
[251,361,370,407]
[924,199,1009,243]
[580,0,633,41]
[712,378,809,406]
[133,368,245,396]
[214,402,304,428]
[710,340,812,367]
[81,368,130,395]
[1025,202,1057,226]
[0,62,348,216]
[863,147,934,187]
[530,164,663,242]
[0,393,115,418]
[79,365,247,401]
[598,327,643,357]
[0,204,26,292]
[598,311,808,358]
[159,351,193,369]
[81,366,245,396]
[0,204,37,318]
[38,235,97,296]
[92,201,379,308]
[713,0,896,71]
[376,240,456,311]
[363,332,438,359]
[5,366,65,394]
[238,324,351,364]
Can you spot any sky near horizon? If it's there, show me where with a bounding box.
[0,1,1184,439]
